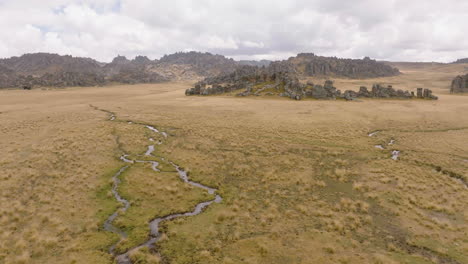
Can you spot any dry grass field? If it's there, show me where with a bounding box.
[0,63,467,264]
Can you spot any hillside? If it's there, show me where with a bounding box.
[158,51,238,77]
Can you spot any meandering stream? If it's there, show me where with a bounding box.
[97,109,222,264]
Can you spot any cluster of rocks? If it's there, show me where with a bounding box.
[272,82,436,101]
[186,62,437,100]
[342,85,437,100]
[450,74,468,93]
[104,56,168,84]
[185,62,296,96]
[288,53,401,78]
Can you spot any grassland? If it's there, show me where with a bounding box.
[0,63,467,263]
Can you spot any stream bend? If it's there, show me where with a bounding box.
[95,108,222,264]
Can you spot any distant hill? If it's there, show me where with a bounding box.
[453,58,468,63]
[158,51,237,77]
[0,53,102,76]
[288,53,400,78]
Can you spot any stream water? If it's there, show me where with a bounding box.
[104,166,130,254]
[370,133,400,160]
[391,150,401,160]
[100,112,222,264]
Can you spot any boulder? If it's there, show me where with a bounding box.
[343,90,359,101]
[451,74,468,93]
[358,86,371,97]
[417,88,423,98]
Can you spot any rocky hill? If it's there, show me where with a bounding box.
[102,55,168,84]
[158,51,237,77]
[0,52,244,88]
[287,53,400,78]
[186,62,437,100]
[0,64,20,88]
[451,74,468,93]
[0,53,103,76]
[0,53,169,88]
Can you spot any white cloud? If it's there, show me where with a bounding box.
[202,35,239,50]
[0,0,466,62]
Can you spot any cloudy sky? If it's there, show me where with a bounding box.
[0,0,467,62]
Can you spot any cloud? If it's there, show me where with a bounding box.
[0,0,466,62]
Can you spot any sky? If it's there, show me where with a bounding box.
[0,0,467,62]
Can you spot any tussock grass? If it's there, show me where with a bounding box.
[0,66,467,263]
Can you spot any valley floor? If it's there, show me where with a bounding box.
[0,64,467,264]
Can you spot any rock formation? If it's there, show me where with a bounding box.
[186,62,437,100]
[453,58,468,64]
[104,55,167,84]
[450,74,468,93]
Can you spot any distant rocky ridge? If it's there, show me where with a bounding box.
[451,74,468,93]
[0,51,401,89]
[0,53,102,76]
[0,52,237,88]
[288,53,401,78]
[453,58,468,63]
[186,62,437,100]
[158,51,237,77]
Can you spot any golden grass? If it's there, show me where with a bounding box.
[0,63,467,263]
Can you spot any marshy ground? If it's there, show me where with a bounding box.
[0,63,467,263]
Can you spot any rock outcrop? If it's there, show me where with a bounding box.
[104,55,167,84]
[450,74,468,93]
[288,53,400,78]
[453,58,468,64]
[186,62,437,100]
[343,85,437,100]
